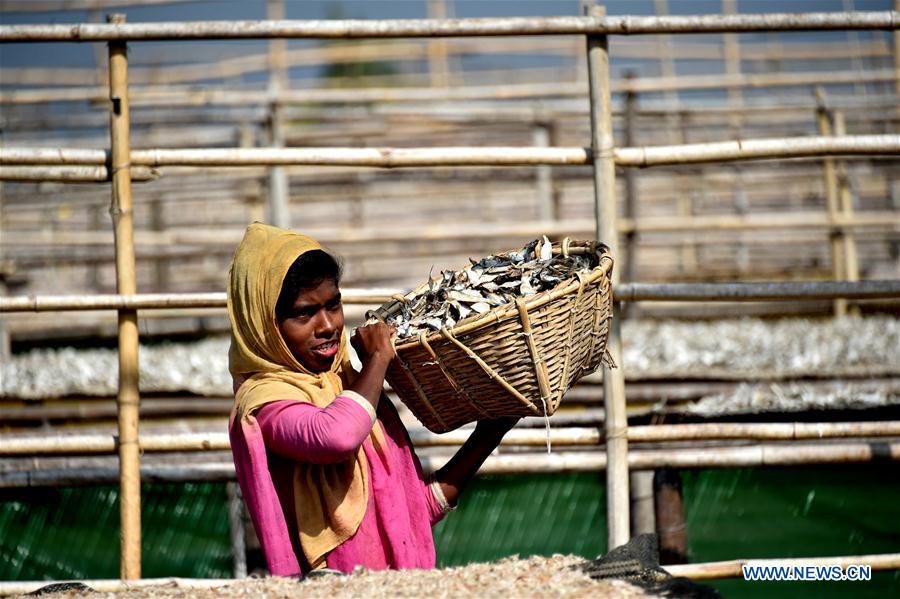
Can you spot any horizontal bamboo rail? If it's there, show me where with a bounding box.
[0,165,158,182]
[4,212,899,251]
[4,73,899,111]
[3,442,898,488]
[0,13,895,42]
[4,422,899,456]
[666,553,900,580]
[0,289,393,312]
[617,280,900,302]
[4,68,898,106]
[2,135,897,171]
[2,38,890,87]
[3,281,899,313]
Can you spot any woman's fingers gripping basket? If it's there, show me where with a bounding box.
[373,237,615,433]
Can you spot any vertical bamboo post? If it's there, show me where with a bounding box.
[654,468,687,565]
[622,78,638,291]
[630,471,656,537]
[266,0,290,229]
[815,91,846,317]
[533,119,554,221]
[150,198,167,291]
[427,0,450,87]
[107,13,141,580]
[677,113,698,276]
[722,0,743,137]
[227,482,248,578]
[0,180,8,362]
[833,111,861,317]
[585,3,630,550]
[894,0,900,120]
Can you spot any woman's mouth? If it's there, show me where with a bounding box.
[311,340,339,359]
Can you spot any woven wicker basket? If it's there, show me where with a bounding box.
[373,238,614,433]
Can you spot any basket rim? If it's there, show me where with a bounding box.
[386,238,613,352]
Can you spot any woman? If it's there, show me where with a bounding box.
[228,223,516,576]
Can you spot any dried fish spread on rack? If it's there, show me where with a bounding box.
[371,237,615,434]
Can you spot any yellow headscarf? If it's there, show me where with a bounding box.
[227,222,370,570]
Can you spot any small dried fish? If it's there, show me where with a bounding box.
[385,238,600,339]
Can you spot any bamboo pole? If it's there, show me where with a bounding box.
[0,12,895,42]
[4,443,899,490]
[895,0,900,119]
[622,82,638,291]
[6,209,899,248]
[666,553,900,580]
[4,422,900,456]
[225,482,247,579]
[722,0,744,137]
[107,14,141,578]
[0,165,158,182]
[816,96,846,317]
[0,37,893,88]
[654,468,687,564]
[586,3,630,549]
[833,111,861,318]
[427,0,451,88]
[532,121,554,221]
[1,279,899,314]
[616,280,900,302]
[5,68,899,106]
[630,470,656,536]
[4,135,897,168]
[265,0,290,229]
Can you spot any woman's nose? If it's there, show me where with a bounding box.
[316,311,336,336]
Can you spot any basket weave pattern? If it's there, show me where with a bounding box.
[384,240,614,433]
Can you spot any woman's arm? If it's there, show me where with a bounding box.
[347,322,395,411]
[432,417,518,508]
[256,396,375,464]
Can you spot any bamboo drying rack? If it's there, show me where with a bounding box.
[0,5,898,580]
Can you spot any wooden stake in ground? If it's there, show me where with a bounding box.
[107,13,141,580]
[585,2,630,550]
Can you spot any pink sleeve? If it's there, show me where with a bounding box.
[256,395,375,464]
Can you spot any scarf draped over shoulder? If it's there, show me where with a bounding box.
[227,222,370,570]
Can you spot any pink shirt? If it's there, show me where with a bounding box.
[253,393,449,574]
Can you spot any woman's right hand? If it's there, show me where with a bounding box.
[351,321,396,365]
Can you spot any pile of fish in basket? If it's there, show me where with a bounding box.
[370,237,615,434]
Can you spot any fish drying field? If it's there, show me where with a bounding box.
[18,555,654,599]
[3,316,897,417]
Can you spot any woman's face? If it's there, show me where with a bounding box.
[277,278,344,373]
